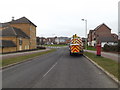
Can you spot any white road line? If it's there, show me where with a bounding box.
[41,62,58,80]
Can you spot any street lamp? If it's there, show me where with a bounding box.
[81,19,87,50]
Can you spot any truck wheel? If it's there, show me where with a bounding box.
[70,52,72,56]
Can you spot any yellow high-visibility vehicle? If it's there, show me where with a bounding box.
[69,34,83,55]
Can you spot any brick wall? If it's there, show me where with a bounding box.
[16,38,30,51]
[10,23,37,49]
[0,47,16,53]
[95,25,111,37]
[1,36,30,53]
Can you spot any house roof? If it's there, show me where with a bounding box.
[89,30,94,33]
[111,33,118,40]
[9,17,37,27]
[1,23,10,27]
[0,26,30,38]
[0,40,16,48]
[37,37,46,39]
[94,23,111,31]
[98,36,116,42]
[1,17,37,28]
[111,33,118,37]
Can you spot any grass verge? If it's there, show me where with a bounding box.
[1,49,56,67]
[84,51,120,80]
[87,46,96,51]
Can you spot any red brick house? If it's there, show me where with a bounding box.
[36,37,47,45]
[88,23,118,47]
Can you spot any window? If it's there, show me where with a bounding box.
[19,40,22,45]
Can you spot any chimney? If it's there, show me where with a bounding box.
[12,17,14,21]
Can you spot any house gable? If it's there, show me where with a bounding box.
[95,23,111,36]
[9,17,36,49]
[9,17,37,27]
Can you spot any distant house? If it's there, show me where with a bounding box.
[87,30,94,46]
[37,37,70,45]
[87,23,118,47]
[55,37,70,44]
[111,33,118,41]
[0,17,37,53]
[36,37,46,45]
[81,38,87,48]
[46,37,56,45]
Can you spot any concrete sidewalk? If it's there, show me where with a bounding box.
[85,50,119,62]
[1,48,51,60]
[44,46,68,48]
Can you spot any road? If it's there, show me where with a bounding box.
[2,47,118,88]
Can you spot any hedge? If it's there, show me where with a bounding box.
[102,40,120,52]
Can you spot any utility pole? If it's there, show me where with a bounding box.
[81,19,87,50]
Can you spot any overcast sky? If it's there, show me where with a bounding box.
[0,0,119,38]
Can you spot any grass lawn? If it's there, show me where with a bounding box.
[1,49,56,67]
[87,46,96,51]
[84,52,119,80]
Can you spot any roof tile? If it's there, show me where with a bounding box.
[0,40,16,47]
[0,26,30,38]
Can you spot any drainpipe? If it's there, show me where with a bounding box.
[16,36,17,51]
[2,47,3,54]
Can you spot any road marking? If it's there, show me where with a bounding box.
[41,62,58,80]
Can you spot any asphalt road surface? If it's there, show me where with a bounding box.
[2,47,118,88]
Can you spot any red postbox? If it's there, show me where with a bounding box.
[96,43,101,56]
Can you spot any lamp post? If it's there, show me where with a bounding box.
[81,19,87,50]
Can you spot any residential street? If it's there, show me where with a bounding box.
[2,47,118,88]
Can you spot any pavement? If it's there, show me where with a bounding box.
[2,47,118,88]
[44,46,63,48]
[1,48,51,60]
[1,46,66,60]
[85,50,119,62]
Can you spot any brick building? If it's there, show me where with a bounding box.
[88,23,118,47]
[36,37,46,45]
[0,17,37,53]
[46,37,56,45]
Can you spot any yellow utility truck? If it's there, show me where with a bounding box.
[69,34,83,55]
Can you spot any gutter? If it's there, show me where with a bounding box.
[84,55,120,85]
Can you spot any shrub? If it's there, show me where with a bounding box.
[102,44,110,52]
[102,44,118,52]
[37,46,46,49]
[118,40,120,52]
